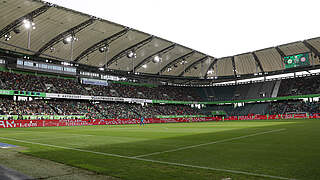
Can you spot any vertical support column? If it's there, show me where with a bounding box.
[200,61,203,78]
[310,52,314,66]
[159,59,162,75]
[132,58,134,74]
[70,40,74,61]
[27,29,31,49]
[104,50,108,69]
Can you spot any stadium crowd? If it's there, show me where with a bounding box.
[0,71,200,101]
[267,101,320,115]
[278,75,320,96]
[0,97,202,119]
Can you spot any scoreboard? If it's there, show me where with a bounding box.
[283,53,310,69]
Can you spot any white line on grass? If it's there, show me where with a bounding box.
[134,128,286,158]
[0,129,294,180]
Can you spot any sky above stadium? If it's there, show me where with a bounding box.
[45,0,319,58]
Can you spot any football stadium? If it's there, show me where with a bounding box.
[0,0,320,180]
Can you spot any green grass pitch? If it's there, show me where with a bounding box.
[0,119,319,180]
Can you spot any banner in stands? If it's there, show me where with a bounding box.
[81,78,108,86]
[0,89,13,95]
[46,93,91,100]
[46,93,152,104]
[0,89,46,97]
[152,100,195,104]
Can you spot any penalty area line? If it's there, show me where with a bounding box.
[134,128,286,158]
[0,135,294,180]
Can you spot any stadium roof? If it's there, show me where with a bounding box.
[0,0,320,79]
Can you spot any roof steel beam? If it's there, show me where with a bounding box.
[275,46,286,58]
[252,52,265,72]
[159,51,195,74]
[34,18,96,56]
[178,56,209,76]
[133,44,175,72]
[231,56,237,76]
[204,58,218,79]
[303,40,320,58]
[105,36,154,67]
[74,28,129,62]
[0,5,51,38]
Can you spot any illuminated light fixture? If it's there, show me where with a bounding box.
[207,69,214,75]
[65,36,72,42]
[4,34,11,41]
[180,60,187,65]
[167,67,172,72]
[142,64,147,68]
[127,50,136,58]
[98,67,104,71]
[99,45,109,53]
[23,19,35,30]
[63,35,78,44]
[49,47,55,53]
[153,55,162,63]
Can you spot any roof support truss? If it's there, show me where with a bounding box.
[231,56,237,77]
[0,5,51,38]
[133,44,175,72]
[159,51,195,74]
[105,36,154,67]
[34,18,96,56]
[303,40,320,58]
[204,58,218,79]
[178,56,209,76]
[252,52,265,72]
[275,46,286,58]
[74,28,129,62]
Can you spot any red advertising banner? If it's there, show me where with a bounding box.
[224,116,238,121]
[0,117,220,129]
[254,115,268,120]
[238,116,255,120]
[0,115,316,129]
[268,115,282,119]
[309,113,320,119]
[293,113,307,119]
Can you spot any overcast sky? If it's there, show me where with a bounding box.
[46,0,319,58]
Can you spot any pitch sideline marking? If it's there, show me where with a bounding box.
[0,129,294,180]
[134,128,286,158]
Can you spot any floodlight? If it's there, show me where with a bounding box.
[23,19,35,30]
[207,69,214,74]
[153,55,162,63]
[127,51,136,58]
[99,46,108,53]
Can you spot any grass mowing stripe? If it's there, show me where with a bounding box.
[0,129,295,180]
[134,128,286,158]
[134,157,295,180]
[28,134,93,141]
